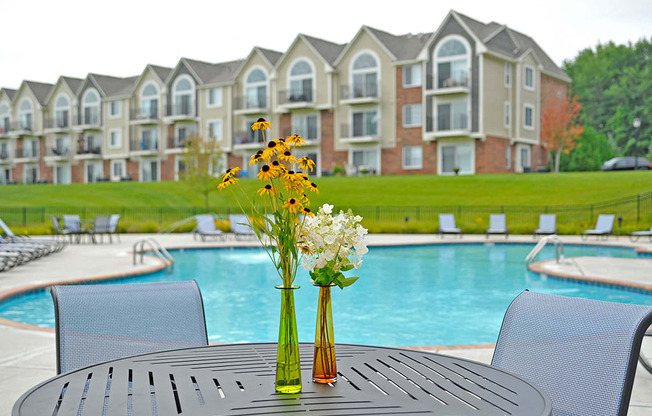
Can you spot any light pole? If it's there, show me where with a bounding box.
[633,118,641,170]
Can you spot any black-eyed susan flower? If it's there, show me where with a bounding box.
[298,157,316,172]
[301,207,314,217]
[217,175,238,190]
[286,134,306,147]
[251,118,272,131]
[257,165,276,181]
[278,150,295,163]
[307,182,319,194]
[299,245,313,255]
[249,153,263,166]
[283,197,302,213]
[224,167,241,177]
[257,184,276,197]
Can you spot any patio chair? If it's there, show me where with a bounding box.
[228,214,257,240]
[640,328,652,374]
[492,290,652,416]
[51,216,72,242]
[50,280,209,374]
[485,214,508,238]
[533,214,557,238]
[629,225,652,242]
[582,214,615,240]
[437,213,462,238]
[88,215,111,244]
[194,214,227,241]
[62,214,86,244]
[109,214,121,243]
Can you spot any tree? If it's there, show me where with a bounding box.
[180,134,224,212]
[541,93,584,172]
[560,126,613,171]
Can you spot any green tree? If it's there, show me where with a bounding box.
[560,126,614,171]
[180,135,224,212]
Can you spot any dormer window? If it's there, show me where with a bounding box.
[19,99,33,131]
[173,77,194,116]
[351,53,378,98]
[55,96,70,128]
[435,38,469,88]
[288,60,313,102]
[82,90,100,125]
[141,83,159,118]
[245,68,267,109]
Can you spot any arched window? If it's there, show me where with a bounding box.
[82,90,100,125]
[55,95,70,128]
[288,59,313,102]
[141,83,159,118]
[435,37,470,88]
[351,52,378,98]
[0,103,9,133]
[173,77,194,116]
[245,68,267,109]
[19,99,33,130]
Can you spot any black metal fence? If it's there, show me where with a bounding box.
[1,191,651,231]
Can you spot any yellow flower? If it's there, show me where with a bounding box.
[262,140,282,160]
[301,207,314,217]
[307,182,319,194]
[224,167,241,178]
[278,150,296,163]
[299,245,313,255]
[251,118,272,131]
[270,160,286,175]
[286,134,306,147]
[298,157,316,172]
[257,184,276,197]
[249,152,264,166]
[283,197,302,213]
[257,165,276,181]
[217,175,238,190]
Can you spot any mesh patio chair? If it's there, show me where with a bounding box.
[492,290,652,416]
[437,213,462,238]
[228,214,257,240]
[108,214,121,243]
[629,225,652,242]
[88,215,111,244]
[534,214,557,238]
[62,214,85,244]
[485,214,508,238]
[194,214,227,241]
[51,280,209,374]
[582,214,615,240]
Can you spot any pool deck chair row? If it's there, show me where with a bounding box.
[0,218,67,272]
[193,214,258,241]
[485,214,508,238]
[582,214,615,240]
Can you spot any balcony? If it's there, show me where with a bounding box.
[15,147,39,160]
[280,127,320,145]
[165,103,195,122]
[45,117,71,132]
[424,115,470,140]
[426,74,470,95]
[233,130,265,149]
[277,89,315,110]
[130,107,160,124]
[0,149,11,162]
[76,142,102,157]
[9,120,34,136]
[234,96,267,115]
[45,146,73,159]
[339,85,379,104]
[130,137,159,153]
[167,136,189,150]
[0,119,10,137]
[340,124,379,143]
[75,112,101,130]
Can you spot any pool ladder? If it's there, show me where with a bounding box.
[526,235,564,266]
[133,238,174,274]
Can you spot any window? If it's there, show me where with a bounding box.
[55,164,71,185]
[55,96,70,128]
[23,139,38,158]
[86,161,103,183]
[207,120,223,141]
[0,103,9,133]
[441,143,473,174]
[435,38,469,88]
[173,76,194,115]
[504,102,511,128]
[109,129,122,148]
[19,99,33,130]
[245,68,267,109]
[505,146,511,169]
[403,65,422,87]
[111,160,126,181]
[504,63,511,87]
[351,109,378,137]
[403,104,422,128]
[520,146,531,169]
[0,166,11,184]
[141,83,159,118]
[402,146,423,169]
[351,53,378,98]
[175,124,196,145]
[24,164,38,184]
[242,119,264,144]
[524,104,534,130]
[141,160,159,182]
[292,114,319,141]
[83,133,101,153]
[176,157,187,181]
[207,87,223,107]
[110,101,121,118]
[437,99,468,131]
[82,90,100,125]
[0,141,9,160]
[54,136,70,156]
[288,60,313,102]
[140,128,158,150]
[524,65,534,90]
[351,148,379,174]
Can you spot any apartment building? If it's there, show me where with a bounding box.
[0,10,569,185]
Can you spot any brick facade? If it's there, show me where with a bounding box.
[476,135,512,174]
[161,154,175,181]
[318,109,346,174]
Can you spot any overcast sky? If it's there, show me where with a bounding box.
[1,0,650,89]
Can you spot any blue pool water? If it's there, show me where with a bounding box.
[1,243,650,346]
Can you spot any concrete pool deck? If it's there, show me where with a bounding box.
[1,233,651,415]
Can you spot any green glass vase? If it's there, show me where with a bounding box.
[275,285,302,393]
[312,284,337,383]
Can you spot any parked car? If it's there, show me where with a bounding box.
[601,157,652,171]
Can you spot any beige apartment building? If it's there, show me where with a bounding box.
[0,10,569,185]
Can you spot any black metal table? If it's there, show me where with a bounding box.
[13,343,551,416]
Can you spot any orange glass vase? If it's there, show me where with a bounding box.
[312,284,337,383]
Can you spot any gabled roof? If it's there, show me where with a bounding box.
[23,81,54,106]
[302,34,347,66]
[149,65,173,83]
[88,74,138,98]
[45,76,84,103]
[0,88,17,101]
[366,26,432,61]
[257,47,283,66]
[233,47,284,80]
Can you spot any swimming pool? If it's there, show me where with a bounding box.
[1,243,650,347]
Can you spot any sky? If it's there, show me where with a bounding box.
[1,0,650,89]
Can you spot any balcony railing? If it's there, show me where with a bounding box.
[168,136,189,149]
[340,85,379,100]
[130,138,159,152]
[10,121,33,132]
[130,108,159,121]
[77,143,102,155]
[234,96,267,111]
[278,89,314,105]
[280,128,319,143]
[15,148,39,159]
[0,150,11,161]
[46,117,70,129]
[46,147,72,157]
[76,112,100,126]
[166,103,195,117]
[233,131,265,146]
[340,124,378,140]
[426,74,470,90]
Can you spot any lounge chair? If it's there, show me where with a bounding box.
[492,290,652,416]
[533,214,557,238]
[630,225,652,242]
[109,214,121,242]
[194,214,227,241]
[50,280,209,374]
[228,214,257,240]
[485,214,508,238]
[0,217,66,254]
[437,213,462,238]
[582,214,615,240]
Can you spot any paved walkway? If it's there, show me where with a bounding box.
[1,233,651,414]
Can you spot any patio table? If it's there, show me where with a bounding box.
[13,343,551,416]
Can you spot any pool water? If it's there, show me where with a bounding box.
[1,243,650,347]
